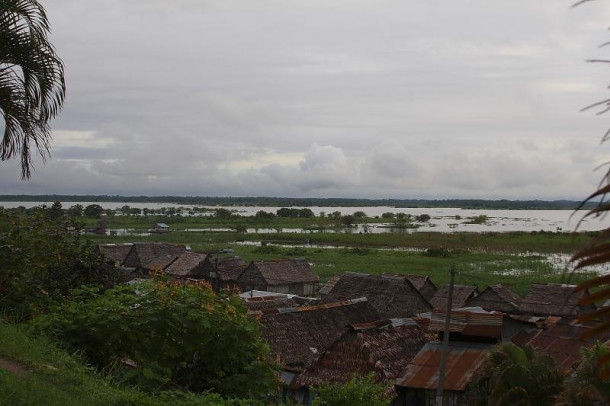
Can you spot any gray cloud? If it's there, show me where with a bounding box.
[1,0,609,199]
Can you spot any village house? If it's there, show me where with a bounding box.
[121,242,187,276]
[240,290,317,311]
[382,273,439,301]
[320,272,432,318]
[205,256,247,290]
[151,223,170,233]
[235,259,319,296]
[256,297,380,404]
[395,341,492,406]
[98,243,133,268]
[519,283,595,318]
[295,318,435,402]
[165,251,213,280]
[465,284,521,314]
[395,307,502,405]
[429,284,479,310]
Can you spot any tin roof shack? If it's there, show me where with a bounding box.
[382,273,438,301]
[98,243,133,268]
[236,259,320,296]
[428,308,503,343]
[394,308,502,405]
[519,283,595,318]
[465,284,521,314]
[511,317,610,372]
[206,256,247,291]
[295,319,435,391]
[152,223,170,233]
[165,252,213,280]
[395,341,492,406]
[320,272,432,318]
[122,243,187,276]
[429,284,479,310]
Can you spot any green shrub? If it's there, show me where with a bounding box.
[34,279,279,399]
[0,207,116,321]
[312,374,393,406]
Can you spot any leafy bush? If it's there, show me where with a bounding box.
[34,279,279,399]
[312,374,393,406]
[0,208,116,321]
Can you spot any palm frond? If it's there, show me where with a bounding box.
[0,0,64,178]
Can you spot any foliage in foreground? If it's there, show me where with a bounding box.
[0,207,116,321]
[0,322,265,405]
[556,342,610,406]
[34,278,279,400]
[468,343,564,406]
[311,374,393,406]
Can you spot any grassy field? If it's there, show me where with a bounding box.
[88,214,598,296]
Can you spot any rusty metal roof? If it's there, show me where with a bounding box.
[428,308,503,338]
[511,317,610,371]
[396,342,492,391]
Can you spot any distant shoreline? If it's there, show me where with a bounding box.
[0,195,596,210]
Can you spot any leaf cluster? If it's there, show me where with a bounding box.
[34,278,279,399]
[0,207,116,321]
[311,374,393,406]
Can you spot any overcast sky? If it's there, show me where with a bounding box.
[2,0,610,199]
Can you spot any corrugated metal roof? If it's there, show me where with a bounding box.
[428,308,503,338]
[511,317,610,371]
[396,342,492,391]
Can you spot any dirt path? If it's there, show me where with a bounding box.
[0,356,29,378]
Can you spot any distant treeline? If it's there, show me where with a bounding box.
[0,195,598,210]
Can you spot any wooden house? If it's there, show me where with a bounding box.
[395,341,492,406]
[122,242,187,275]
[429,284,479,310]
[152,223,170,233]
[165,252,212,280]
[519,283,595,318]
[236,259,319,296]
[382,273,438,301]
[465,284,521,314]
[206,256,247,290]
[321,272,432,318]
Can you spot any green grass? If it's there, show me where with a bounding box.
[88,226,597,296]
[0,322,163,405]
[0,323,257,405]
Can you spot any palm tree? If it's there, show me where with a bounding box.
[0,0,65,178]
[468,343,564,406]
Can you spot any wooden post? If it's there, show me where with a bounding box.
[436,264,456,406]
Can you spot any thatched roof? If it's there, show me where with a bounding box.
[465,284,521,313]
[98,243,133,264]
[165,252,210,278]
[216,257,247,282]
[382,273,438,301]
[248,259,319,285]
[519,283,595,318]
[257,297,380,371]
[122,243,187,270]
[321,272,432,318]
[429,284,479,310]
[295,319,435,388]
